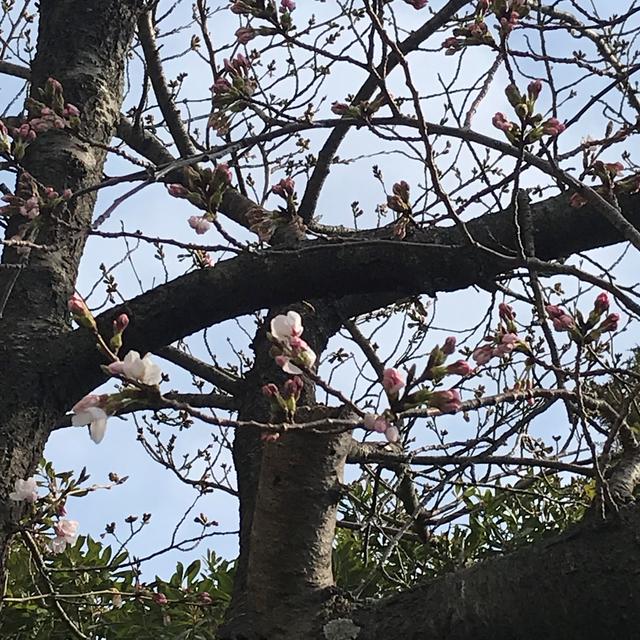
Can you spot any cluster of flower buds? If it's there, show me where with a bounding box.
[0,173,72,221]
[387,180,411,214]
[492,80,565,145]
[403,387,463,413]
[268,311,317,374]
[4,77,81,160]
[331,92,390,120]
[166,164,232,234]
[472,303,530,366]
[262,375,304,425]
[423,336,474,381]
[443,0,528,54]
[271,176,297,210]
[230,0,295,31]
[68,292,97,331]
[212,53,256,109]
[545,292,620,344]
[363,412,400,443]
[443,19,493,55]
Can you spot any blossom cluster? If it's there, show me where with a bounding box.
[268,311,316,374]
[8,475,79,554]
[472,303,529,366]
[492,80,565,145]
[166,164,232,234]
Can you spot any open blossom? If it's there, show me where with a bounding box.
[9,477,38,503]
[72,395,109,444]
[188,215,212,235]
[50,519,79,554]
[107,350,162,386]
[271,311,303,341]
[382,368,405,398]
[363,413,399,443]
[270,311,316,374]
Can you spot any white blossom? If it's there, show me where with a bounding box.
[108,350,162,386]
[49,519,79,554]
[9,477,38,503]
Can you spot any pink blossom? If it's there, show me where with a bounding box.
[382,368,405,397]
[188,215,212,235]
[494,332,519,357]
[492,112,513,132]
[50,519,79,554]
[271,311,303,340]
[212,77,232,94]
[235,27,256,44]
[546,305,574,331]
[20,196,40,219]
[9,477,38,503]
[430,389,462,413]
[384,425,400,443]
[498,303,515,322]
[472,344,494,366]
[281,0,295,11]
[446,359,473,376]
[153,593,168,606]
[363,413,398,443]
[406,0,428,8]
[199,592,213,605]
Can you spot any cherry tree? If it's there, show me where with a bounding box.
[2,0,640,638]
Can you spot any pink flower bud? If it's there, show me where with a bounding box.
[600,313,620,333]
[498,303,515,322]
[430,389,462,413]
[442,336,457,355]
[46,77,63,93]
[446,360,473,376]
[235,27,256,44]
[472,344,494,365]
[167,183,188,198]
[64,103,80,118]
[492,112,513,132]
[594,292,609,315]
[215,163,232,185]
[542,117,566,136]
[281,0,295,11]
[153,593,168,606]
[331,102,350,115]
[199,592,213,605]
[282,376,303,400]
[68,293,88,315]
[382,368,405,397]
[527,79,542,102]
[261,383,280,399]
[113,313,129,334]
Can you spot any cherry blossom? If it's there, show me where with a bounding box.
[363,413,399,443]
[107,350,162,386]
[50,519,79,554]
[188,215,212,235]
[382,368,405,397]
[72,396,109,444]
[9,477,38,503]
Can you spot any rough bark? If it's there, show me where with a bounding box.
[354,504,640,640]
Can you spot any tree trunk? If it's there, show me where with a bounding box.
[0,0,144,582]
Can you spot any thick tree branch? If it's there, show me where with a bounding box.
[355,503,640,639]
[57,188,640,403]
